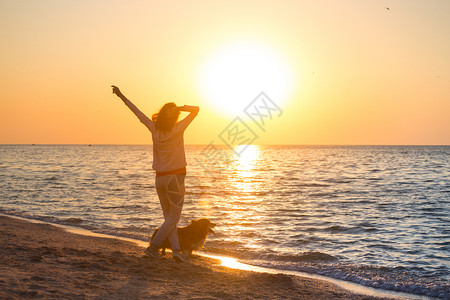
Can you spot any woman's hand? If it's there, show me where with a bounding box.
[111,85,128,102]
[178,105,200,114]
[111,85,122,97]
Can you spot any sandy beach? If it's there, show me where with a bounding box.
[0,215,391,299]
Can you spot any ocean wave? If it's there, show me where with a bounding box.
[321,225,376,234]
[313,264,450,299]
[270,251,338,262]
[64,218,84,224]
[325,225,351,232]
[99,204,145,210]
[296,183,331,187]
[309,192,339,198]
[259,261,449,299]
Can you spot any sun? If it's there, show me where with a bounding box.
[197,41,294,116]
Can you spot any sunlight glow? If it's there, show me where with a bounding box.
[229,145,262,194]
[197,42,294,116]
[219,257,253,271]
[235,145,261,172]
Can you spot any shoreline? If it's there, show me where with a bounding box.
[1,214,429,299]
[0,215,396,299]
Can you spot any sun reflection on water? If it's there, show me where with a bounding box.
[230,145,262,192]
[217,145,266,252]
[235,145,261,172]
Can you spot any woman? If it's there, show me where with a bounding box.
[112,85,199,262]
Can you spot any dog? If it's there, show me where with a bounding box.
[150,218,216,256]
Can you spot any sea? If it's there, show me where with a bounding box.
[0,144,448,299]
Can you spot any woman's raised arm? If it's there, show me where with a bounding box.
[111,85,154,131]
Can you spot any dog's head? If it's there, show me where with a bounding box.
[190,218,216,235]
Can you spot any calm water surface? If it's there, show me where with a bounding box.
[0,145,449,298]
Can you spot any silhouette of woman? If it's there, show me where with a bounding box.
[112,85,199,262]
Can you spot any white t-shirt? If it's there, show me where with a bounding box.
[124,99,198,172]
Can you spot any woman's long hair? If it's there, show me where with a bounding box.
[152,102,180,131]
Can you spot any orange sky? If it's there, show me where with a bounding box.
[1,0,449,145]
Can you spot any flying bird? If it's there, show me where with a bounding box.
[385,7,390,10]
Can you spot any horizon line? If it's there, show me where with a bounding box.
[1,143,449,147]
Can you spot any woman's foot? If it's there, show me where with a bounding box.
[172,250,187,263]
[144,244,161,259]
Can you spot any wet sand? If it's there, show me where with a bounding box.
[0,215,390,299]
